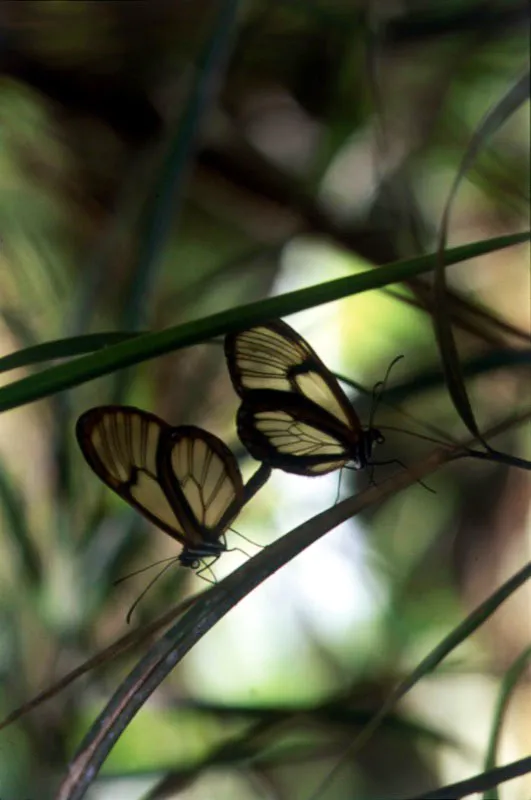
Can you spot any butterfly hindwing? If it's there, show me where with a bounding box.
[159,425,245,551]
[237,391,355,476]
[77,406,271,568]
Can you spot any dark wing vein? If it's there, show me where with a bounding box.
[237,395,354,476]
[161,426,245,546]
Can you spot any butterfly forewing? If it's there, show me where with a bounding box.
[225,320,359,429]
[78,408,271,573]
[160,426,245,547]
[76,406,190,544]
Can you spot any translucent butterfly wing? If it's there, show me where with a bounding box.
[225,319,361,431]
[160,426,245,549]
[237,391,356,476]
[76,406,191,544]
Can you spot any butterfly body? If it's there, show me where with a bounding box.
[176,541,227,570]
[225,320,384,476]
[76,406,270,572]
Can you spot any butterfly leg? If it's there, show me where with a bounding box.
[228,526,263,549]
[333,468,344,505]
[195,559,219,584]
[223,530,256,560]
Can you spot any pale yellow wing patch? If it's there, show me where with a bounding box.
[234,326,307,393]
[254,410,349,461]
[232,326,351,426]
[293,372,350,426]
[129,470,186,534]
[168,435,240,529]
[79,407,186,537]
[90,408,160,481]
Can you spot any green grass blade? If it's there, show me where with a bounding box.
[0,332,139,375]
[119,0,240,332]
[434,71,530,442]
[308,560,531,800]
[406,755,531,800]
[482,643,531,800]
[110,0,239,404]
[55,444,454,800]
[0,232,527,414]
[0,457,41,584]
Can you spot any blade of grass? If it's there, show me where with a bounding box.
[308,559,531,800]
[434,70,530,443]
[0,456,41,584]
[0,232,527,414]
[56,442,457,800]
[384,280,531,345]
[0,332,139,375]
[381,348,531,406]
[405,755,531,800]
[112,0,239,404]
[183,700,467,753]
[136,710,464,800]
[482,643,531,800]
[0,593,203,734]
[119,0,239,333]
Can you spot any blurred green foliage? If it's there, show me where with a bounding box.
[0,2,529,799]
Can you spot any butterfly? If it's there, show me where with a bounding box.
[76,406,271,572]
[224,319,385,476]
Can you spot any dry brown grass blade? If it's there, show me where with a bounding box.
[0,591,205,733]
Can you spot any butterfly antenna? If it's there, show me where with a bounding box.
[114,556,181,587]
[377,425,454,448]
[125,558,180,625]
[338,367,454,445]
[369,355,404,431]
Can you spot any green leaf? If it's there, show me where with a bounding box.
[0,332,139,375]
[482,643,531,800]
[0,232,527,414]
[434,71,530,442]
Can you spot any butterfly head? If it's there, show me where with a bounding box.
[370,427,385,448]
[178,552,202,571]
[356,427,385,468]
